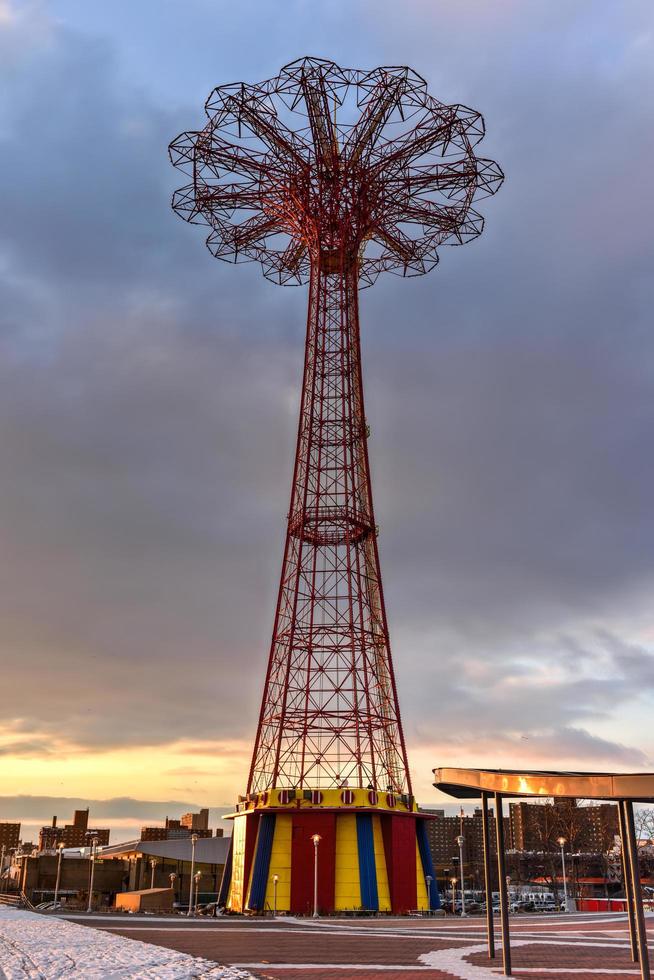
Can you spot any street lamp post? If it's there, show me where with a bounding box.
[558,837,569,912]
[187,833,199,916]
[86,837,99,913]
[272,873,279,917]
[311,834,321,919]
[150,858,158,890]
[570,853,580,903]
[194,871,202,912]
[54,843,65,907]
[6,848,16,894]
[426,874,433,914]
[441,867,449,912]
[450,876,457,915]
[456,835,467,917]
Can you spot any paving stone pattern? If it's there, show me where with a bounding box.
[67,911,653,979]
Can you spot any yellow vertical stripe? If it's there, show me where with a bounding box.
[263,814,292,912]
[416,840,428,910]
[372,815,391,912]
[228,814,248,912]
[334,813,361,910]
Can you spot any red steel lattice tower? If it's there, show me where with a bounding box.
[170,58,502,913]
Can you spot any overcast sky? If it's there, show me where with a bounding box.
[1,0,654,840]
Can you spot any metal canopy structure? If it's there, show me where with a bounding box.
[435,767,654,803]
[434,766,654,979]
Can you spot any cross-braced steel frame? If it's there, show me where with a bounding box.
[170,57,503,796]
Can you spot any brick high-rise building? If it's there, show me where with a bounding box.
[580,803,620,851]
[0,822,20,851]
[181,808,209,831]
[38,809,110,851]
[422,807,508,871]
[140,826,169,842]
[165,817,212,839]
[509,800,618,852]
[141,809,218,842]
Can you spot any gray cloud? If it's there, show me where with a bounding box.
[406,627,654,760]
[0,0,653,778]
[0,796,228,821]
[431,726,649,768]
[0,740,58,757]
[0,795,234,847]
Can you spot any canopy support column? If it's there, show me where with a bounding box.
[623,800,650,980]
[494,792,511,976]
[481,792,495,959]
[618,800,638,963]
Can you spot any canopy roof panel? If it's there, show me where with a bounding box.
[433,766,654,802]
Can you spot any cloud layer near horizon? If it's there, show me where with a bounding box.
[1,0,654,807]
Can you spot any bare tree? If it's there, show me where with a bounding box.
[635,807,654,846]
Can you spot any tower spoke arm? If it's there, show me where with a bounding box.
[402,201,467,228]
[301,74,338,172]
[198,140,269,180]
[370,222,416,264]
[229,214,283,250]
[280,237,308,272]
[371,118,460,173]
[196,183,262,212]
[406,160,478,195]
[345,76,405,167]
[405,158,503,199]
[232,98,308,168]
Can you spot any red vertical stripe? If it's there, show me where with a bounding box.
[381,813,417,914]
[290,812,336,914]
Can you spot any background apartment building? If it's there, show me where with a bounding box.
[0,822,20,852]
[38,809,110,851]
[141,808,218,841]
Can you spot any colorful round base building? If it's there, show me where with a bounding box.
[221,788,437,915]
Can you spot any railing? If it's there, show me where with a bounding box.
[577,896,654,913]
[0,891,36,911]
[0,893,21,907]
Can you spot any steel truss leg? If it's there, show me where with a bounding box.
[247,263,411,796]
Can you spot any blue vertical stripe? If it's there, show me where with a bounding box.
[217,835,233,908]
[356,813,379,911]
[247,813,276,911]
[417,819,441,910]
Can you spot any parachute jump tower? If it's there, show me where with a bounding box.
[170,57,502,915]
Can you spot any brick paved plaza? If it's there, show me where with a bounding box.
[65,911,654,979]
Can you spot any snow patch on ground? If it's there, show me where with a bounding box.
[419,939,526,977]
[0,907,255,979]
